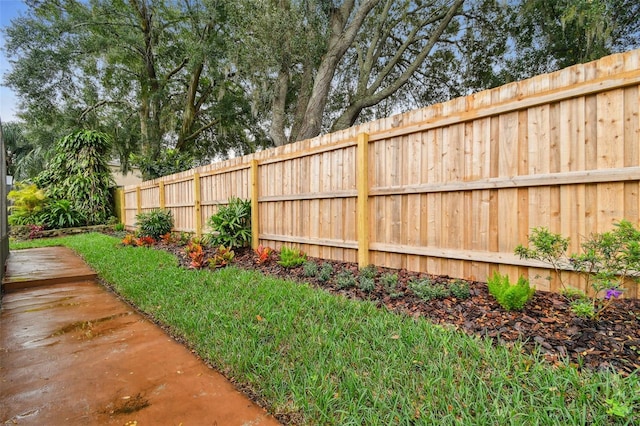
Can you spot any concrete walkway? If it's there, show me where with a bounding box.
[1,247,281,425]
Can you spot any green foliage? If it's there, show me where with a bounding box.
[206,197,252,249]
[277,246,307,268]
[135,209,174,239]
[40,199,86,229]
[515,227,570,289]
[7,182,47,225]
[114,223,126,232]
[380,272,399,293]
[409,277,451,301]
[449,279,471,300]
[359,264,377,279]
[518,220,640,319]
[303,261,318,277]
[336,270,357,289]
[358,276,375,293]
[35,130,114,225]
[130,149,196,180]
[570,299,596,319]
[317,262,333,282]
[605,398,633,419]
[487,272,535,311]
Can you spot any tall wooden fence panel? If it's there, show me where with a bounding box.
[123,50,640,296]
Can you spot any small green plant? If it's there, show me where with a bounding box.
[303,261,318,277]
[136,208,173,239]
[336,270,357,289]
[358,276,375,293]
[210,245,235,268]
[561,286,587,300]
[605,398,633,418]
[380,272,399,293]
[408,277,450,301]
[359,264,377,279]
[487,272,535,311]
[114,222,126,232]
[570,299,596,319]
[317,262,333,282]
[206,197,251,248]
[449,279,471,299]
[278,246,307,268]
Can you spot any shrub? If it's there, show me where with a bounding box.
[122,234,137,246]
[380,272,399,293]
[114,222,126,232]
[210,246,235,268]
[487,272,535,311]
[336,270,357,289]
[40,199,86,229]
[206,197,251,248]
[359,264,377,280]
[449,279,471,299]
[408,277,450,301]
[358,276,375,293]
[185,240,207,269]
[7,182,47,226]
[303,261,318,277]
[317,262,333,282]
[278,246,306,268]
[136,209,173,239]
[136,236,156,247]
[255,244,273,264]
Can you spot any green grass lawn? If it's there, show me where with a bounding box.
[10,234,640,425]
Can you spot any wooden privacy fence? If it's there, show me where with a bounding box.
[122,49,640,296]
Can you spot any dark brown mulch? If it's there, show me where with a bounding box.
[155,241,640,376]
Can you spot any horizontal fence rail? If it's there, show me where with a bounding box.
[123,49,640,297]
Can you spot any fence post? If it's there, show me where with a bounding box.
[136,186,141,215]
[250,160,260,250]
[158,181,165,209]
[357,132,370,268]
[193,173,202,237]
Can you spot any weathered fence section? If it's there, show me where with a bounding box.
[0,120,10,287]
[123,49,640,296]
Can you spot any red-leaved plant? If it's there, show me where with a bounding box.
[254,244,273,264]
[121,234,137,246]
[185,241,207,268]
[136,236,155,247]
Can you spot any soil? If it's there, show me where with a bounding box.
[151,239,640,376]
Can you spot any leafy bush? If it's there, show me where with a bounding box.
[487,272,535,311]
[336,270,357,289]
[206,197,251,248]
[449,279,471,299]
[570,299,596,319]
[185,240,207,269]
[136,209,174,239]
[303,261,318,277]
[408,278,450,301]
[114,222,126,232]
[278,246,307,268]
[317,262,333,282]
[7,182,47,225]
[40,199,86,229]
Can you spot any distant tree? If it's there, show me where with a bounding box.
[35,130,115,225]
[1,121,46,180]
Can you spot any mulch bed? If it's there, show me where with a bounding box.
[153,241,640,376]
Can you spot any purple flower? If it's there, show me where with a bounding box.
[605,288,622,300]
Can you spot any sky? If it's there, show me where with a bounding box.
[0,0,28,123]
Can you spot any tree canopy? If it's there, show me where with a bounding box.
[3,0,638,177]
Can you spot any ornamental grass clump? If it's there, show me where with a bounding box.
[487,272,535,311]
